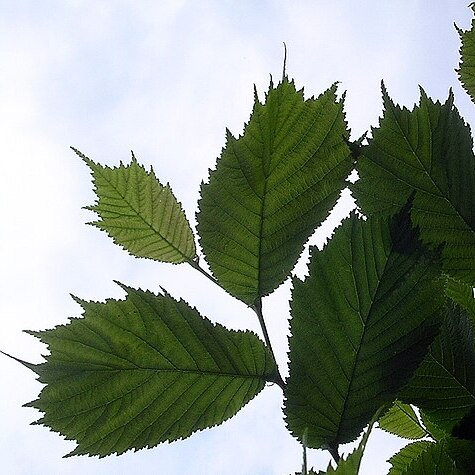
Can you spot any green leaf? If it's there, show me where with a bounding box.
[457,4,475,104]
[75,148,196,263]
[445,438,475,472]
[400,303,475,435]
[353,87,475,286]
[420,411,449,441]
[197,77,352,304]
[388,441,432,475]
[445,277,475,327]
[378,401,427,440]
[25,285,277,457]
[388,441,460,475]
[284,205,444,449]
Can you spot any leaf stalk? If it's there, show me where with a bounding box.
[252,298,286,391]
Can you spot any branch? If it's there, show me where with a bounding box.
[187,258,286,391]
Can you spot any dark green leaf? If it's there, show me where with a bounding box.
[446,438,475,472]
[445,277,475,327]
[353,87,475,286]
[75,148,196,263]
[26,285,277,457]
[400,303,475,435]
[197,78,352,304]
[284,206,444,449]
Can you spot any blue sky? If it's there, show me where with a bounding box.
[1,1,474,474]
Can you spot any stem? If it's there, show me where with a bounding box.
[187,257,225,291]
[328,445,340,465]
[252,298,286,391]
[187,257,286,391]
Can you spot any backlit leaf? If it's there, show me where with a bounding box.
[284,205,444,449]
[378,401,427,440]
[400,303,475,435]
[197,77,352,304]
[75,148,196,263]
[457,4,475,104]
[388,441,459,475]
[353,87,475,285]
[25,285,277,457]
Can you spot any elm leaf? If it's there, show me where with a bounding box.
[197,77,352,304]
[457,4,475,104]
[353,87,475,285]
[378,401,428,440]
[25,285,277,457]
[75,148,196,264]
[284,205,444,449]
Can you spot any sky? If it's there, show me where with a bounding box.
[1,1,474,474]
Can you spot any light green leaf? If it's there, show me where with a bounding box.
[284,205,444,449]
[25,285,277,457]
[197,77,352,304]
[400,303,475,435]
[388,441,444,475]
[457,4,475,104]
[399,441,460,474]
[353,87,475,286]
[75,148,196,263]
[378,401,427,440]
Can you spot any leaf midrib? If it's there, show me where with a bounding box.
[334,225,398,443]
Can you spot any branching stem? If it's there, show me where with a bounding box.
[187,257,286,391]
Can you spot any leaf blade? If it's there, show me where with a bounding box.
[353,88,475,285]
[26,286,276,457]
[75,148,196,263]
[457,5,475,104]
[284,206,444,449]
[378,401,428,440]
[400,302,475,435]
[197,78,352,304]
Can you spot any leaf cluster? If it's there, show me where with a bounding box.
[5,4,475,474]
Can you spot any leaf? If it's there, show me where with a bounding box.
[284,204,444,449]
[445,438,475,472]
[452,404,475,440]
[420,411,449,441]
[378,401,427,440]
[400,303,475,435]
[445,277,475,327]
[388,441,460,475]
[197,77,352,304]
[457,4,475,104]
[387,441,432,475]
[25,285,277,457]
[74,148,196,263]
[353,86,475,286]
